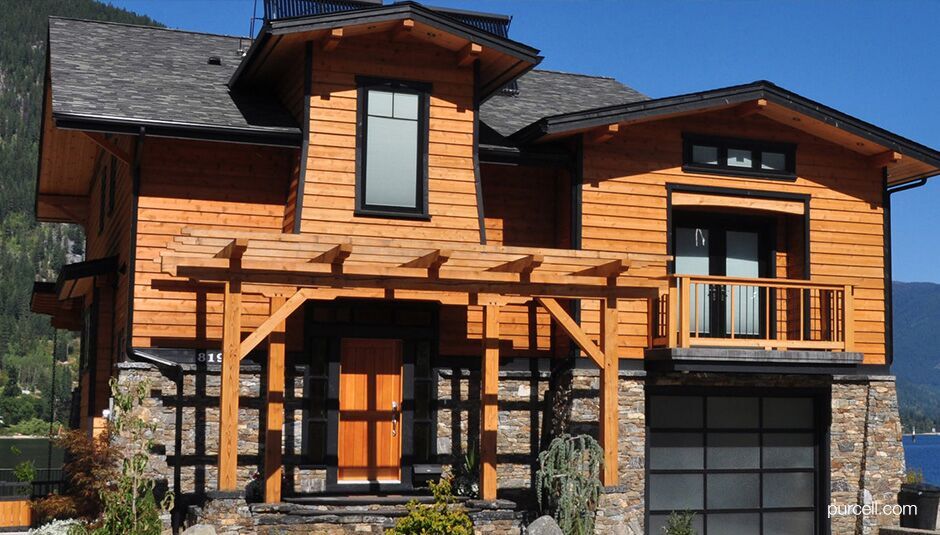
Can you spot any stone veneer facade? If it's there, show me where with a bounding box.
[114,361,905,534]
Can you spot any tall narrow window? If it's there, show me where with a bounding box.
[356,78,430,217]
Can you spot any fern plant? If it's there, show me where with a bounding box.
[535,434,603,535]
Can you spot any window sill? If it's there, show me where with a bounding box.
[682,164,797,182]
[354,209,431,221]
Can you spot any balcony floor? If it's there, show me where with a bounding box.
[646,347,863,365]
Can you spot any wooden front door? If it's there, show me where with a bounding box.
[338,338,403,482]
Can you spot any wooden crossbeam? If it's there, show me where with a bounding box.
[402,249,451,270]
[214,238,249,260]
[321,28,343,51]
[309,243,352,265]
[83,132,132,165]
[488,254,543,275]
[735,98,768,118]
[870,150,902,168]
[263,295,286,503]
[584,124,620,145]
[480,304,500,501]
[457,42,482,67]
[575,258,630,278]
[391,18,415,41]
[599,297,619,486]
[240,289,314,359]
[536,297,605,368]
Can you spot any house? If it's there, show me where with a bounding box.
[30,0,940,533]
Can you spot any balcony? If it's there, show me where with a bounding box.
[649,275,862,365]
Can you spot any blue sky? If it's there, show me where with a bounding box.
[107,0,940,283]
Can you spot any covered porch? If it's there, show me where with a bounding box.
[158,228,666,502]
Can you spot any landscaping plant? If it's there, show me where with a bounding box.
[535,433,603,535]
[386,478,473,535]
[662,511,696,535]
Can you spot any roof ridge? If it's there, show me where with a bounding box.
[532,68,617,81]
[48,16,248,40]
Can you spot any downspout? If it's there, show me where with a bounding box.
[124,127,145,362]
[472,60,487,244]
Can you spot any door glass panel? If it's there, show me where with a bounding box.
[707,473,760,509]
[708,513,760,535]
[763,511,815,535]
[649,473,703,510]
[649,395,703,428]
[764,397,814,428]
[707,433,759,469]
[675,226,710,334]
[763,472,815,508]
[707,396,759,428]
[763,433,815,468]
[649,432,703,469]
[726,230,761,336]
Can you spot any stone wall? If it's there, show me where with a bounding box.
[563,367,646,535]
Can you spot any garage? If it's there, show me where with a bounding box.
[647,390,826,534]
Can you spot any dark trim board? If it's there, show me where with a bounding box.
[472,60,487,245]
[292,41,314,234]
[124,128,145,362]
[645,358,890,377]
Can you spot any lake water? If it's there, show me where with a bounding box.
[0,438,63,470]
[904,434,940,485]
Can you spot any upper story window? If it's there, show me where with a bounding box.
[683,135,796,180]
[356,77,430,218]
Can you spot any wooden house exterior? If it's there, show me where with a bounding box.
[31,2,940,533]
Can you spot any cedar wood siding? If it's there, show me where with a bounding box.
[131,138,297,349]
[579,108,887,364]
[83,135,134,414]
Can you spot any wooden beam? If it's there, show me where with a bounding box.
[214,238,249,260]
[575,258,630,278]
[83,132,132,165]
[217,277,242,491]
[391,18,415,41]
[599,298,619,486]
[735,98,768,118]
[536,297,605,368]
[870,150,902,168]
[321,28,343,51]
[457,42,482,67]
[480,304,499,501]
[309,243,352,265]
[240,289,313,359]
[263,295,286,503]
[584,124,620,145]
[402,249,451,271]
[488,254,543,274]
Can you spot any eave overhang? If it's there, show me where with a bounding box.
[231,2,542,99]
[513,81,940,186]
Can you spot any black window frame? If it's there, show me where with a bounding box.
[683,134,797,181]
[355,76,432,220]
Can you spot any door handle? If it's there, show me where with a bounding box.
[391,401,400,437]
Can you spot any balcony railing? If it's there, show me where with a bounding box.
[652,275,855,352]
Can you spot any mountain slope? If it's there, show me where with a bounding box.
[894,281,940,431]
[0,1,160,426]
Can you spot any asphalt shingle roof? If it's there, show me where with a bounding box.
[48,17,299,136]
[47,18,646,141]
[480,69,648,138]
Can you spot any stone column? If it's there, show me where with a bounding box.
[830,375,905,535]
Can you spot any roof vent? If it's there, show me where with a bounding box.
[208,56,222,65]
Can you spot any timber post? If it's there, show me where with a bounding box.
[217,239,247,491]
[599,296,619,485]
[480,303,500,501]
[264,294,287,503]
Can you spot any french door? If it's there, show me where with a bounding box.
[673,212,773,339]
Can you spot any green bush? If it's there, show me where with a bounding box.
[386,478,473,535]
[662,511,696,535]
[14,459,36,483]
[0,417,58,437]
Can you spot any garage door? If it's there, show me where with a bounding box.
[647,393,821,535]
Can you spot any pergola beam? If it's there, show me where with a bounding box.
[536,297,605,368]
[575,258,630,278]
[309,243,352,266]
[402,249,451,271]
[488,254,543,275]
[239,288,313,359]
[214,238,249,260]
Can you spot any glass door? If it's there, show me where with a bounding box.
[673,212,773,339]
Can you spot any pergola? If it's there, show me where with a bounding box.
[159,228,667,501]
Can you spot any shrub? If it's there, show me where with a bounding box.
[535,434,603,535]
[451,441,479,498]
[386,478,473,535]
[32,429,118,523]
[27,518,84,535]
[14,459,36,483]
[662,511,696,535]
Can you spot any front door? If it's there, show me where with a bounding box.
[338,338,403,482]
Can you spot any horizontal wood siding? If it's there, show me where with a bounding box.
[132,138,296,348]
[299,35,479,243]
[581,109,887,364]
